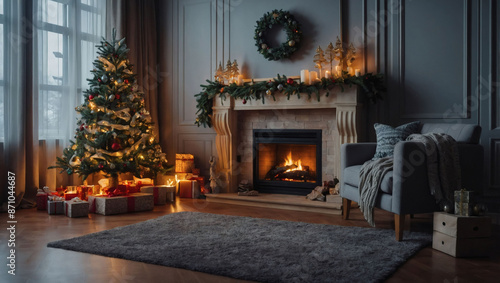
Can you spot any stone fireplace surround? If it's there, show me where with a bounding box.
[212,86,362,193]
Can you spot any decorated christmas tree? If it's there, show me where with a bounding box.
[50,30,170,183]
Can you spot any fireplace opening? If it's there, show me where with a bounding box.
[253,129,322,195]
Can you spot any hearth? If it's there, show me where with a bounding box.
[253,129,322,195]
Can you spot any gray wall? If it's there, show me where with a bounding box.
[157,0,500,200]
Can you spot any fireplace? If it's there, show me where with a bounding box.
[253,129,322,195]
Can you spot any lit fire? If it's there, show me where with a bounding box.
[283,151,302,172]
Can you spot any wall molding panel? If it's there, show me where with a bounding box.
[157,0,498,195]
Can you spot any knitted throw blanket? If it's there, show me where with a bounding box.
[406,132,461,205]
[359,133,461,227]
[359,157,393,227]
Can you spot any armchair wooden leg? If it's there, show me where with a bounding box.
[342,198,351,220]
[395,214,405,241]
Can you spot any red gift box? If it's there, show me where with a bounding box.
[179,180,200,198]
[77,186,90,201]
[37,194,48,210]
[37,191,60,210]
[64,192,78,201]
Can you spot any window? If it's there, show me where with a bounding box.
[35,0,105,139]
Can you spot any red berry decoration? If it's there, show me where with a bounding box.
[124,79,129,84]
[287,78,294,85]
[98,164,104,169]
[111,142,121,151]
[114,54,118,58]
[98,78,102,83]
[115,94,121,100]
[89,95,94,100]
[79,124,84,131]
[122,163,127,168]
[242,99,247,104]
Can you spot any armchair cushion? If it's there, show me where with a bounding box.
[373,121,421,159]
[344,165,393,194]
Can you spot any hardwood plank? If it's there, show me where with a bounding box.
[1,198,499,282]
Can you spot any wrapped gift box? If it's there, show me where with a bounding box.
[189,176,206,193]
[37,193,48,211]
[140,186,168,205]
[64,192,78,201]
[454,190,474,203]
[64,199,89,218]
[77,186,90,201]
[179,180,200,198]
[88,193,154,215]
[36,186,59,211]
[48,200,64,215]
[166,186,176,202]
[454,190,474,216]
[175,154,194,173]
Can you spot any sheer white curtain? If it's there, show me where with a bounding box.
[33,0,106,192]
[0,0,106,208]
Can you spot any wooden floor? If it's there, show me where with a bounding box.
[1,198,499,282]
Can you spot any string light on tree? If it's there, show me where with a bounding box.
[50,29,172,181]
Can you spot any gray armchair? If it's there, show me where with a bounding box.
[340,123,483,241]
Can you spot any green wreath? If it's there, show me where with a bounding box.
[254,9,302,61]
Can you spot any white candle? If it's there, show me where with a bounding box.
[309,71,318,83]
[335,66,341,77]
[325,71,330,79]
[355,69,361,76]
[300,69,310,85]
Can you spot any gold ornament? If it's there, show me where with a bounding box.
[272,13,279,19]
[128,138,134,145]
[266,89,272,95]
[261,43,268,49]
[288,40,295,47]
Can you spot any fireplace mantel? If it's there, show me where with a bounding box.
[212,86,362,193]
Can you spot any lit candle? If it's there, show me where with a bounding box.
[347,67,352,76]
[325,71,330,79]
[355,69,361,76]
[309,71,318,83]
[335,66,341,77]
[300,69,310,85]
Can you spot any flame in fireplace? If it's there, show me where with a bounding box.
[284,151,302,172]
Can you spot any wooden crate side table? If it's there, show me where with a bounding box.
[432,212,492,257]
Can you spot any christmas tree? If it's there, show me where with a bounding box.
[50,29,170,181]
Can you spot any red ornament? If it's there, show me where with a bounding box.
[98,164,104,169]
[114,54,118,58]
[89,95,94,100]
[287,78,294,85]
[124,79,129,84]
[242,99,247,104]
[79,124,84,131]
[115,94,121,100]
[111,142,121,151]
[98,78,102,83]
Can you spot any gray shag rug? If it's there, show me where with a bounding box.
[48,211,431,282]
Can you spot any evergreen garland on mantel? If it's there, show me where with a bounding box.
[194,73,385,128]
